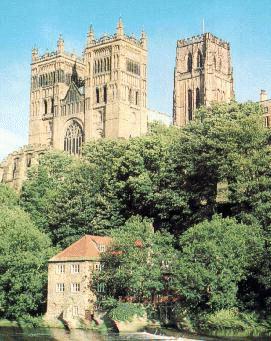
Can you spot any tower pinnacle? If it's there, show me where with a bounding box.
[140,30,147,49]
[57,34,64,54]
[116,17,124,37]
[86,25,95,47]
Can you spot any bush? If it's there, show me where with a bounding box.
[108,302,145,322]
[199,309,266,335]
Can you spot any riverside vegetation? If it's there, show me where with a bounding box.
[1,101,271,336]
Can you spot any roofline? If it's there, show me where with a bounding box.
[49,256,101,263]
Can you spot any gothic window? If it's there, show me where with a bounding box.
[129,89,132,103]
[26,154,32,168]
[51,98,54,113]
[96,88,100,103]
[12,158,19,179]
[213,56,217,70]
[135,91,139,106]
[64,120,84,155]
[197,50,203,68]
[187,53,192,72]
[103,85,107,103]
[196,88,200,108]
[44,100,48,115]
[188,89,193,121]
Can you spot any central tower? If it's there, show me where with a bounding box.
[173,32,234,126]
[84,19,148,139]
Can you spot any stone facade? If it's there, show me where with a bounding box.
[259,90,271,127]
[29,19,148,155]
[45,235,111,327]
[0,144,49,191]
[173,32,234,126]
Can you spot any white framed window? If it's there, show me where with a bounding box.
[71,264,80,274]
[71,283,80,293]
[56,264,65,274]
[98,244,106,252]
[56,283,65,292]
[95,263,102,271]
[97,282,105,293]
[72,306,79,317]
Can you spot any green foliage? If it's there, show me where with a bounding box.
[14,102,271,321]
[175,215,264,313]
[108,302,145,322]
[0,192,56,320]
[199,309,267,336]
[0,184,18,207]
[94,216,177,303]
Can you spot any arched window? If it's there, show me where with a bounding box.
[96,88,100,103]
[129,89,132,103]
[187,53,192,72]
[135,91,139,106]
[103,85,107,103]
[51,98,54,114]
[44,100,48,115]
[12,158,19,179]
[197,50,203,68]
[188,89,193,121]
[196,88,200,108]
[64,120,84,155]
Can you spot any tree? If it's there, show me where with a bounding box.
[174,215,264,313]
[94,216,177,304]
[0,184,18,207]
[0,200,56,319]
[20,150,77,236]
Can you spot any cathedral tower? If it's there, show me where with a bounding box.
[173,32,234,126]
[84,19,148,139]
[28,19,148,155]
[29,35,85,152]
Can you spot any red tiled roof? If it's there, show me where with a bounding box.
[49,235,112,262]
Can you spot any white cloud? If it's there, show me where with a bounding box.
[0,128,27,162]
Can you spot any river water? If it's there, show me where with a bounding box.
[0,327,270,341]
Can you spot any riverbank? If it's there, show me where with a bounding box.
[0,319,18,327]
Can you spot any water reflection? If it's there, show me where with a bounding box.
[1,327,271,341]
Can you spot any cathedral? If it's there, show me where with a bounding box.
[0,21,235,190]
[29,18,148,153]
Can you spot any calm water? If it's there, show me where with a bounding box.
[0,327,270,341]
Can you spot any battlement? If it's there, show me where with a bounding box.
[32,49,84,64]
[177,32,229,49]
[90,32,144,49]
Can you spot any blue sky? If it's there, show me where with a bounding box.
[1,0,271,160]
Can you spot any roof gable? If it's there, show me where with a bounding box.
[62,82,84,104]
[49,235,112,262]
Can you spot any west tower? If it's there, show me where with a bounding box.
[28,19,148,155]
[173,32,234,126]
[84,19,147,139]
